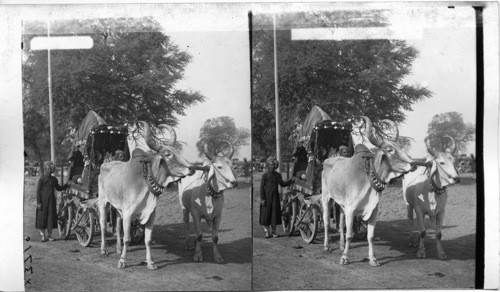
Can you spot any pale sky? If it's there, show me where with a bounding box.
[165,30,251,162]
[394,6,477,158]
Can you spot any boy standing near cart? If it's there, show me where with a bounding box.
[259,156,294,238]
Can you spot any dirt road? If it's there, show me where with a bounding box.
[23,175,251,291]
[252,172,476,290]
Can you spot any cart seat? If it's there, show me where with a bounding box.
[67,182,91,199]
[291,179,313,196]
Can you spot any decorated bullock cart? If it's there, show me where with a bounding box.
[281,106,367,243]
[57,116,144,247]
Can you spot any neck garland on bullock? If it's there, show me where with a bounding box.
[365,154,388,192]
[204,165,223,199]
[429,165,447,195]
[141,160,166,196]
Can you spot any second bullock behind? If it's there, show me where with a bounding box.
[178,142,238,263]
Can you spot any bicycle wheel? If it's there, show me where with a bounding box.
[58,202,73,240]
[281,193,298,236]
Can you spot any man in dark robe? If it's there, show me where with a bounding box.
[259,157,294,238]
[36,161,69,242]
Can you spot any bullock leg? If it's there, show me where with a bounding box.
[435,211,447,260]
[118,213,131,268]
[338,208,346,251]
[145,210,157,269]
[99,198,109,257]
[116,211,122,255]
[416,209,427,259]
[192,214,203,262]
[407,205,417,247]
[182,209,192,251]
[322,196,332,252]
[339,209,353,265]
[211,215,223,264]
[367,206,380,267]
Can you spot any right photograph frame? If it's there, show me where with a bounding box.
[250,3,482,290]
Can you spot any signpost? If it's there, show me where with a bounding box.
[30,19,93,166]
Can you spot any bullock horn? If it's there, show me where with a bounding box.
[443,135,456,154]
[158,124,177,146]
[204,143,215,161]
[425,137,436,157]
[361,116,383,147]
[222,140,235,159]
[380,119,399,142]
[139,121,161,153]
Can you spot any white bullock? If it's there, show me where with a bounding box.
[402,136,460,259]
[98,121,194,269]
[178,142,238,263]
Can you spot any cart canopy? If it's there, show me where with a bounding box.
[73,110,106,147]
[298,105,332,143]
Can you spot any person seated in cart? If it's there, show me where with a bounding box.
[291,139,308,177]
[68,143,85,182]
[259,156,294,238]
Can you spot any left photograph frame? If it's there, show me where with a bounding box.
[4,4,252,291]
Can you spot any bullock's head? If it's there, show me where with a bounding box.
[139,121,195,185]
[425,136,460,188]
[362,116,415,181]
[203,141,238,192]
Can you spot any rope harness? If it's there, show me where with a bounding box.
[202,163,225,200]
[424,159,447,195]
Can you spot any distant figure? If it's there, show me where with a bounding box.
[292,143,308,177]
[259,157,294,238]
[470,153,476,180]
[68,146,84,182]
[36,161,69,242]
[338,145,350,157]
[115,150,127,162]
[243,157,251,184]
[328,147,337,158]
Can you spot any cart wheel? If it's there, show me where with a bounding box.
[130,220,145,245]
[74,207,95,247]
[281,194,298,235]
[58,202,73,240]
[353,216,367,241]
[299,204,319,244]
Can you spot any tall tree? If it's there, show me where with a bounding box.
[195,116,250,157]
[22,17,205,163]
[426,112,475,153]
[251,11,432,156]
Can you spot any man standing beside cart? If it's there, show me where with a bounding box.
[260,156,294,238]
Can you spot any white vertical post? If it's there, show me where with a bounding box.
[273,13,281,171]
[47,18,56,166]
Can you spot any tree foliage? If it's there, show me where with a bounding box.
[251,11,432,157]
[426,112,475,153]
[22,17,204,163]
[195,116,250,158]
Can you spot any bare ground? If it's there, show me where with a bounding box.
[252,172,476,290]
[23,175,251,291]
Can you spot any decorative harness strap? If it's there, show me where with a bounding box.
[141,160,165,196]
[202,166,224,199]
[363,155,387,192]
[425,163,447,195]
